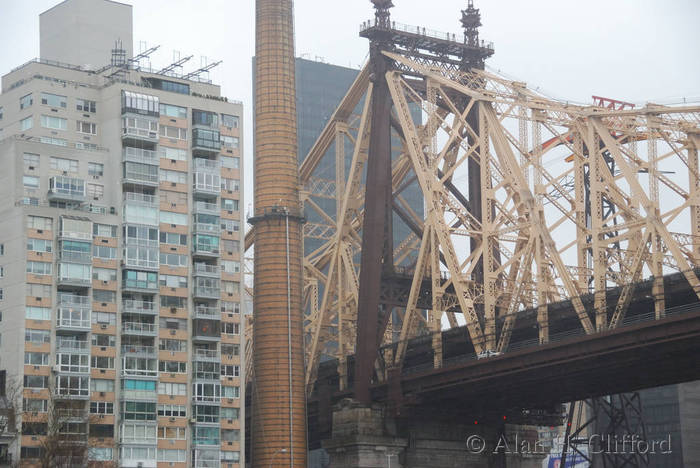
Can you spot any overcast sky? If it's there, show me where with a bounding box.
[2,0,699,212]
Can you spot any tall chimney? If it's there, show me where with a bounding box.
[251,0,307,467]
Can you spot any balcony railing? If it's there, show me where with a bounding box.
[193,243,220,256]
[121,345,157,356]
[194,158,222,172]
[122,322,157,335]
[192,128,221,153]
[124,192,158,206]
[56,338,89,352]
[123,147,159,165]
[48,176,86,202]
[194,264,220,277]
[58,230,92,241]
[58,250,92,263]
[123,168,159,186]
[194,306,221,320]
[194,223,221,235]
[54,408,88,420]
[194,201,219,215]
[194,287,220,299]
[122,300,157,315]
[120,389,157,401]
[56,311,91,330]
[58,294,91,307]
[194,349,220,361]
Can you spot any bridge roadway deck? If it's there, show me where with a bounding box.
[308,270,700,448]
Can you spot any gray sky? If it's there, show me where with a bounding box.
[2,0,699,213]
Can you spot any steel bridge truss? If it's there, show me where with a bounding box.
[246,49,700,397]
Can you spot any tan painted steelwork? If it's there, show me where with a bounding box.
[246,34,700,398]
[251,0,307,466]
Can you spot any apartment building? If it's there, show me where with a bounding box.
[0,1,244,467]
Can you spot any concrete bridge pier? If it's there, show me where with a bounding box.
[322,399,547,468]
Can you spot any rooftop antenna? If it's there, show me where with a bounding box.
[157,50,193,77]
[111,39,127,67]
[182,58,222,81]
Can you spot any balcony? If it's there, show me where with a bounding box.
[56,338,89,353]
[57,263,92,287]
[192,128,221,154]
[121,322,157,336]
[48,176,86,203]
[122,115,159,144]
[194,222,221,235]
[193,349,220,362]
[194,201,220,215]
[193,237,220,258]
[194,158,222,172]
[122,271,158,292]
[123,147,159,166]
[123,192,158,208]
[193,172,221,195]
[121,345,157,357]
[194,286,220,300]
[122,162,159,187]
[58,250,91,264]
[119,388,157,401]
[54,408,89,421]
[194,305,221,320]
[194,263,220,278]
[122,300,157,315]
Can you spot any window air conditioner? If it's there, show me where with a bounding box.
[52,365,61,372]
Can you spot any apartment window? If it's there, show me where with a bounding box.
[222,322,240,336]
[25,352,50,365]
[221,114,239,128]
[77,121,97,134]
[40,92,66,108]
[26,283,51,298]
[221,261,241,274]
[193,405,219,423]
[56,353,89,373]
[222,237,241,251]
[93,289,116,303]
[159,125,187,140]
[159,146,187,161]
[159,103,187,119]
[221,198,239,212]
[0,106,3,120]
[159,317,187,331]
[93,267,117,282]
[89,447,113,462]
[23,152,40,168]
[93,245,117,259]
[26,261,52,275]
[50,156,78,172]
[159,274,187,288]
[158,426,186,440]
[221,178,240,192]
[159,169,187,184]
[222,385,240,399]
[27,238,52,253]
[24,375,49,389]
[160,211,188,226]
[221,135,239,149]
[55,375,89,396]
[23,398,48,413]
[160,190,187,206]
[41,115,67,130]
[124,202,158,225]
[20,93,32,109]
[25,329,51,344]
[159,252,187,267]
[157,404,186,417]
[93,223,116,237]
[222,429,240,443]
[160,295,186,309]
[90,379,115,392]
[87,183,103,199]
[221,301,240,315]
[159,231,187,245]
[220,407,240,420]
[221,344,240,357]
[221,365,240,377]
[122,90,159,115]
[20,116,33,130]
[194,172,221,192]
[158,360,186,373]
[122,423,156,443]
[92,334,115,347]
[157,382,186,396]
[159,339,186,353]
[221,280,240,295]
[121,401,156,421]
[40,136,67,146]
[91,312,116,325]
[90,401,114,414]
[91,356,115,369]
[121,446,156,461]
[0,266,3,278]
[23,175,39,188]
[221,156,240,169]
[88,162,104,176]
[76,99,96,113]
[158,449,187,462]
[27,215,52,230]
